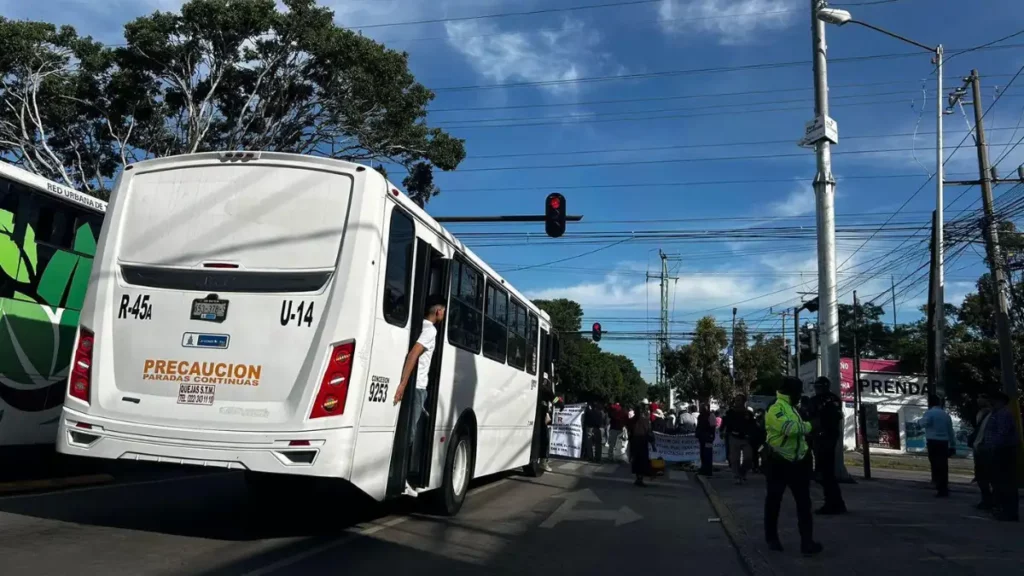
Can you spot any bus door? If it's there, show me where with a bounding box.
[386,237,450,496]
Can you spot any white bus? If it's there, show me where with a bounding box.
[0,162,106,446]
[56,151,558,514]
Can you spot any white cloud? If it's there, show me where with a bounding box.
[657,0,799,45]
[768,185,815,217]
[443,17,609,97]
[526,273,779,311]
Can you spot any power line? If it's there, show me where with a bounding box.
[440,172,981,193]
[348,0,667,29]
[448,145,1005,173]
[431,48,1024,92]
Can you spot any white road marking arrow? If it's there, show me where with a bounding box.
[539,488,642,529]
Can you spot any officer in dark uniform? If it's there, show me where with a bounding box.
[809,376,847,514]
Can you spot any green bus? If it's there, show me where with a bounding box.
[0,161,106,446]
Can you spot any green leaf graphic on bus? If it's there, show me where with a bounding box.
[1,210,96,413]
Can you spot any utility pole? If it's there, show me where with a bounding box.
[770,308,792,375]
[891,275,897,328]
[793,307,801,383]
[731,307,738,394]
[853,290,871,479]
[808,0,841,392]
[968,70,1021,439]
[926,210,939,395]
[649,251,679,406]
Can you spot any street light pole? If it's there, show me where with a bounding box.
[817,6,946,395]
[810,0,840,391]
[933,45,945,397]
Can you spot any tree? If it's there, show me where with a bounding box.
[0,18,114,197]
[534,298,648,406]
[1,0,466,202]
[662,316,731,404]
[731,320,756,394]
[748,334,789,396]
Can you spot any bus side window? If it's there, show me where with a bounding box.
[482,281,508,363]
[447,256,483,353]
[382,207,416,327]
[507,299,527,371]
[526,313,539,375]
[0,177,19,299]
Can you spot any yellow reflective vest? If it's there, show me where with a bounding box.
[765,392,812,462]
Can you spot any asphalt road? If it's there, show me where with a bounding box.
[0,460,746,576]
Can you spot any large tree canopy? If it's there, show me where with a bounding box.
[533,298,647,406]
[0,0,465,202]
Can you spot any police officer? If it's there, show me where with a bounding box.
[764,376,823,556]
[809,376,847,514]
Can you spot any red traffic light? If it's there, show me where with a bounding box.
[593,322,601,331]
[549,197,561,210]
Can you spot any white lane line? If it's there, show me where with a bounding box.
[0,471,237,500]
[242,478,509,576]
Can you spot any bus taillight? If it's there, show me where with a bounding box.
[70,328,94,404]
[310,341,355,419]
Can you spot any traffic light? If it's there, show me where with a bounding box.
[592,322,602,342]
[803,297,819,313]
[545,193,566,238]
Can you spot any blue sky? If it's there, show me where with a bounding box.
[6,0,1024,381]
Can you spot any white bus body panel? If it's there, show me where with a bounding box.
[57,154,388,493]
[57,152,550,503]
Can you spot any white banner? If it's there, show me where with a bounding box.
[550,403,586,459]
[650,432,727,463]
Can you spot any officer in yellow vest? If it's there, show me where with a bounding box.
[763,376,823,556]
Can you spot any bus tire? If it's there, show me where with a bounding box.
[432,428,473,516]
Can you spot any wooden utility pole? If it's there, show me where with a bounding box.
[968,69,1021,440]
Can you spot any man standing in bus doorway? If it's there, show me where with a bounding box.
[394,297,447,497]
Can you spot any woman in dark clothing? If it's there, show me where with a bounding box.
[628,404,655,486]
[697,406,715,477]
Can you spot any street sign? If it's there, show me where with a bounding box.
[799,115,839,147]
[539,488,642,528]
[863,403,880,443]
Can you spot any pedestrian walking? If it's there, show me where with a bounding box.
[584,401,604,463]
[984,392,1020,521]
[763,376,823,556]
[629,400,655,486]
[968,394,993,510]
[607,402,626,463]
[722,394,756,484]
[809,377,846,514]
[752,408,766,473]
[920,395,956,497]
[696,406,716,477]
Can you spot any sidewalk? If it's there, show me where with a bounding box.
[697,464,1023,576]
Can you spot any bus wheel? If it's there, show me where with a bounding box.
[432,428,472,516]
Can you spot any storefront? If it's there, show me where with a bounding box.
[800,358,973,456]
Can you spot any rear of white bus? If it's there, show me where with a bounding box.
[57,152,383,484]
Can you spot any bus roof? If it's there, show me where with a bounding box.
[120,151,551,325]
[0,161,107,213]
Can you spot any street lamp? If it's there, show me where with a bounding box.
[817,6,947,395]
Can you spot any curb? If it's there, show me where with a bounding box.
[0,473,114,496]
[694,474,776,576]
